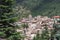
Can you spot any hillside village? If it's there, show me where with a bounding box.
[16,15,55,40]
[1,0,60,40]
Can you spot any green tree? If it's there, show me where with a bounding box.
[0,0,22,40]
[14,5,31,19]
[33,32,41,40]
[33,26,50,40]
[41,26,49,40]
[53,22,60,40]
[21,23,28,35]
[21,23,28,29]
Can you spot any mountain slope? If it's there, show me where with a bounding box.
[16,0,60,17]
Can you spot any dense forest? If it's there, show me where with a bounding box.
[16,0,60,17]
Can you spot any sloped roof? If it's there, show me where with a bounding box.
[53,16,60,18]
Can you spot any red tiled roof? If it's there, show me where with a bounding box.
[53,16,60,18]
